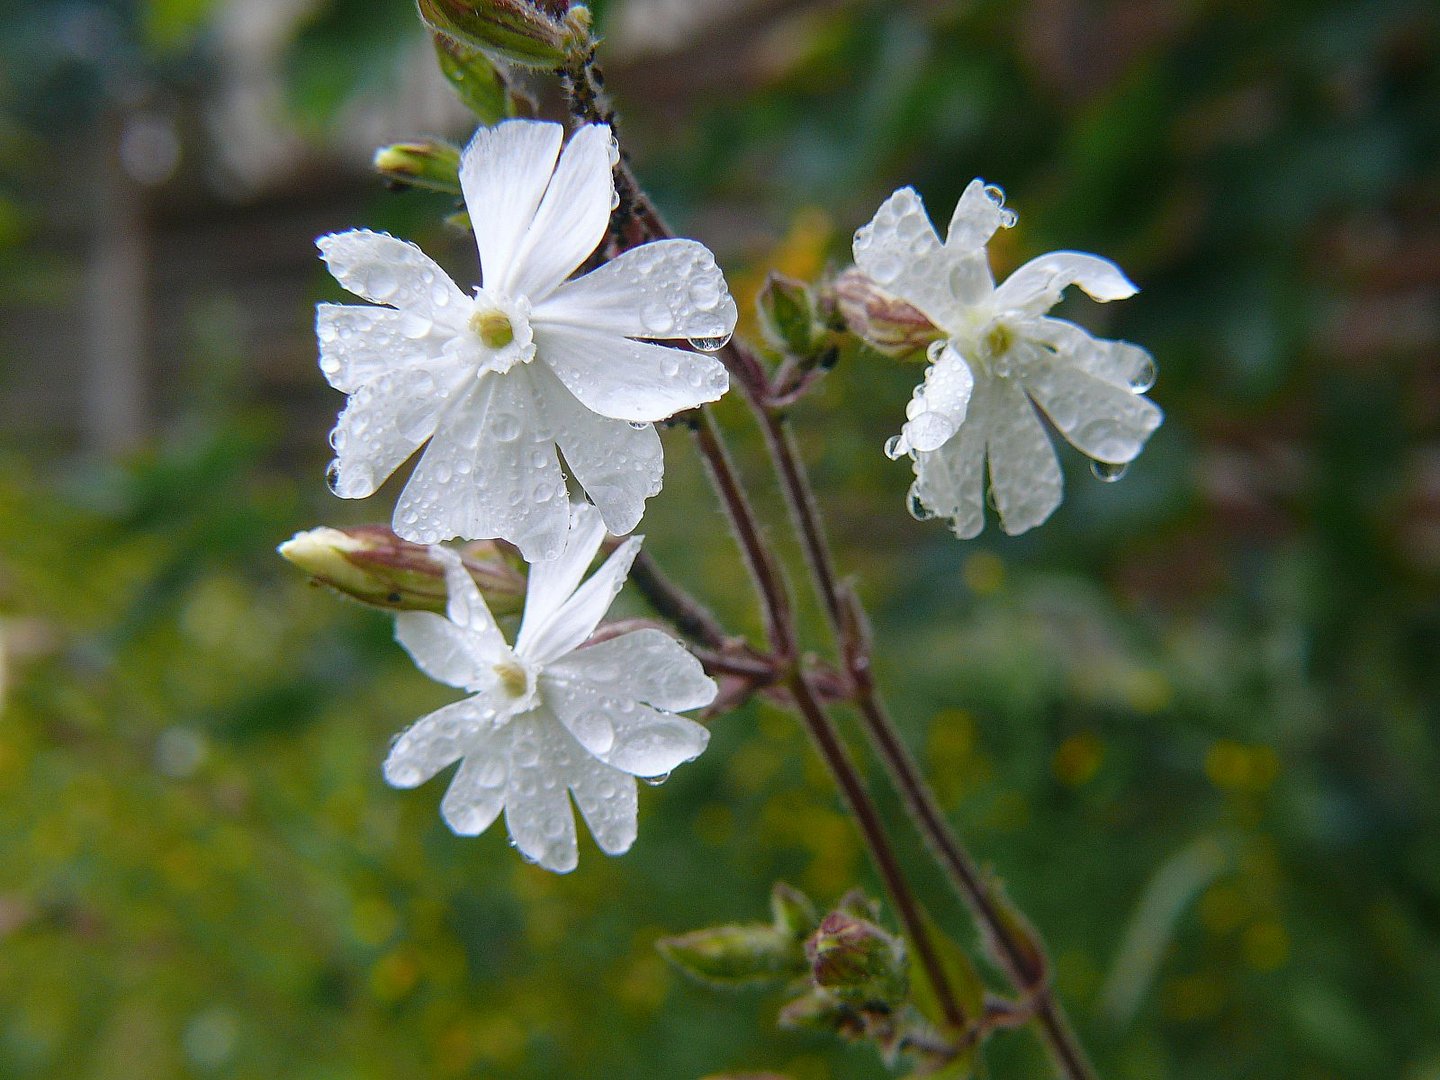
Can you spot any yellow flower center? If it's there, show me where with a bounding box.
[470,310,515,350]
[494,659,530,698]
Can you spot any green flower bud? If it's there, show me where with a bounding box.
[417,0,589,69]
[373,140,462,194]
[778,989,861,1037]
[657,923,806,989]
[833,268,942,359]
[757,272,819,357]
[770,882,819,942]
[806,911,908,1007]
[432,33,511,123]
[278,526,526,616]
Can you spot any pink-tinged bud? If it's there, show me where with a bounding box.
[417,0,590,69]
[806,910,908,1006]
[832,268,942,359]
[278,526,526,616]
[373,141,462,194]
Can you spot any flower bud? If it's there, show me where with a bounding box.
[770,882,819,942]
[417,0,588,69]
[778,989,861,1038]
[373,140,462,194]
[278,526,526,616]
[757,272,820,357]
[657,923,806,989]
[833,268,942,359]
[432,33,511,123]
[806,911,908,1006]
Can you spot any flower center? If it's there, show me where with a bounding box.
[470,309,515,350]
[494,658,531,699]
[983,320,1015,359]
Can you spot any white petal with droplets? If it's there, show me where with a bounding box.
[889,343,975,457]
[316,304,446,393]
[544,678,710,777]
[519,537,641,666]
[383,696,501,789]
[568,756,638,856]
[547,628,717,713]
[535,238,737,342]
[1024,360,1163,464]
[984,377,1064,535]
[502,711,580,873]
[394,610,495,691]
[516,502,608,657]
[317,230,469,324]
[994,251,1137,315]
[461,120,564,291]
[945,178,1008,253]
[535,325,727,423]
[440,749,508,836]
[909,375,993,539]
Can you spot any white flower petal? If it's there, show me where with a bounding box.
[945,178,1008,253]
[607,705,710,778]
[461,120,564,291]
[430,547,510,659]
[392,367,570,561]
[853,187,972,328]
[516,502,609,656]
[534,239,737,342]
[994,251,1138,315]
[520,537,641,666]
[383,696,501,789]
[568,757,637,856]
[317,304,447,393]
[394,610,494,690]
[535,324,728,423]
[985,377,1063,535]
[505,124,615,300]
[909,376,993,540]
[440,750,508,836]
[890,344,975,457]
[327,358,469,499]
[1024,360,1163,464]
[547,628,717,713]
[318,230,469,323]
[544,678,710,777]
[503,712,580,873]
[532,363,663,536]
[1029,317,1156,390]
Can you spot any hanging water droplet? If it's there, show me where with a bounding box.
[883,434,905,459]
[927,338,948,362]
[983,183,1006,207]
[1091,460,1129,483]
[609,188,621,211]
[641,772,671,787]
[628,420,648,430]
[1128,356,1157,394]
[325,460,343,495]
[907,487,935,521]
[687,332,731,352]
[998,208,1019,229]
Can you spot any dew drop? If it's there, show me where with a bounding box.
[689,279,722,309]
[366,266,398,300]
[1128,356,1157,394]
[983,183,1006,207]
[609,188,621,211]
[477,758,505,788]
[999,208,1019,229]
[1091,460,1129,483]
[491,411,523,442]
[325,460,343,495]
[571,711,616,755]
[628,420,648,430]
[907,486,935,521]
[688,332,731,352]
[883,434,905,460]
[642,772,671,787]
[639,301,673,335]
[927,338,948,362]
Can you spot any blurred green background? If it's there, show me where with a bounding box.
[1,0,1438,1077]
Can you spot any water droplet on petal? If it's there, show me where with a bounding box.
[999,208,1019,229]
[641,772,671,787]
[883,434,905,460]
[1091,460,1129,483]
[983,183,1006,207]
[366,266,398,301]
[927,339,948,362]
[628,420,648,430]
[687,332,731,353]
[325,460,342,495]
[491,411,523,442]
[571,711,616,755]
[907,486,935,521]
[1128,356,1157,394]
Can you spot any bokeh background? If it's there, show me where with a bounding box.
[2,0,1438,1077]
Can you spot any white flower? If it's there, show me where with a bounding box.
[383,503,716,873]
[317,119,737,561]
[854,181,1163,537]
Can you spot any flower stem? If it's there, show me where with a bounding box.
[729,337,1097,1080]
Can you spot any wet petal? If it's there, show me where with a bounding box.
[1024,360,1163,464]
[853,187,973,328]
[994,251,1137,315]
[534,239,737,342]
[547,628,716,713]
[440,751,509,836]
[985,377,1063,535]
[909,376,993,540]
[544,679,709,777]
[516,502,609,656]
[520,538,641,666]
[383,696,501,789]
[535,325,727,423]
[461,120,564,291]
[888,343,974,457]
[505,124,615,300]
[533,364,663,537]
[316,304,447,394]
[502,712,580,873]
[317,230,469,324]
[945,178,1008,253]
[568,756,637,856]
[327,358,469,499]
[1029,317,1156,390]
[392,367,570,561]
[394,610,494,689]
